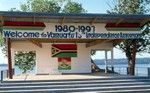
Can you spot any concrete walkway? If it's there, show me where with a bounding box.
[5,72,128,81]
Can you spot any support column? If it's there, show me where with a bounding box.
[111,49,114,72]
[105,50,107,73]
[7,38,13,79]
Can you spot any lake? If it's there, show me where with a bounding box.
[0,65,35,79]
[0,63,150,78]
[98,64,150,76]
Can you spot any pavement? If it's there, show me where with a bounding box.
[4,72,129,81]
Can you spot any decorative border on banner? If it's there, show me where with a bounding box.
[2,30,142,39]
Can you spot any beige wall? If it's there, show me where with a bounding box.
[11,23,114,74]
[44,23,107,32]
[11,41,113,74]
[44,23,140,33]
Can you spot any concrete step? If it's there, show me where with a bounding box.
[0,77,150,93]
[1,85,150,93]
[1,78,150,87]
[1,82,150,90]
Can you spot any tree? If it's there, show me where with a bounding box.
[15,51,36,73]
[62,1,86,13]
[107,0,150,75]
[0,31,4,47]
[0,25,7,55]
[20,0,61,12]
[9,8,20,12]
[107,0,150,14]
[20,0,86,13]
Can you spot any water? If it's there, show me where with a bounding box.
[0,64,150,78]
[98,64,150,76]
[0,65,35,78]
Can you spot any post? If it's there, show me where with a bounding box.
[12,68,15,75]
[148,68,150,77]
[127,67,129,75]
[1,71,3,83]
[105,50,107,73]
[111,49,114,73]
[7,38,13,79]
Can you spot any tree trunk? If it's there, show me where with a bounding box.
[127,59,135,75]
[127,40,137,75]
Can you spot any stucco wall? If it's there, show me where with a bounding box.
[11,41,113,74]
[11,23,114,74]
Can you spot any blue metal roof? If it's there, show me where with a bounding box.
[0,11,150,24]
[0,11,149,18]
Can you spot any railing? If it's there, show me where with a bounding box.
[135,67,149,76]
[0,68,15,83]
[91,59,102,72]
[107,66,150,77]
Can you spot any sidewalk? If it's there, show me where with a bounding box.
[5,72,129,81]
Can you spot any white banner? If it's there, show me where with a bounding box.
[2,30,142,39]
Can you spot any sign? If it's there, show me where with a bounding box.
[52,44,77,57]
[58,58,71,70]
[52,44,77,70]
[2,25,142,39]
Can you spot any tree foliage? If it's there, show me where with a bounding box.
[20,0,86,13]
[0,26,6,55]
[108,0,150,53]
[9,8,20,12]
[15,51,36,73]
[107,0,150,75]
[62,1,86,13]
[0,32,4,47]
[107,0,150,14]
[20,0,61,12]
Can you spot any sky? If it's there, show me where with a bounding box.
[0,0,110,13]
[0,0,150,64]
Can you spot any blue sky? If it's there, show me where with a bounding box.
[0,0,150,64]
[0,0,110,13]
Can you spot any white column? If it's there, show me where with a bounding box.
[105,50,107,73]
[111,49,114,72]
[11,49,15,68]
[11,49,15,76]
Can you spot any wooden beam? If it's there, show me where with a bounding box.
[140,18,150,26]
[86,39,113,48]
[0,16,4,26]
[7,38,13,79]
[29,39,42,48]
[112,39,124,46]
[60,17,65,25]
[86,40,102,48]
[116,18,124,26]
[0,16,3,20]
[90,17,97,25]
[33,16,36,24]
